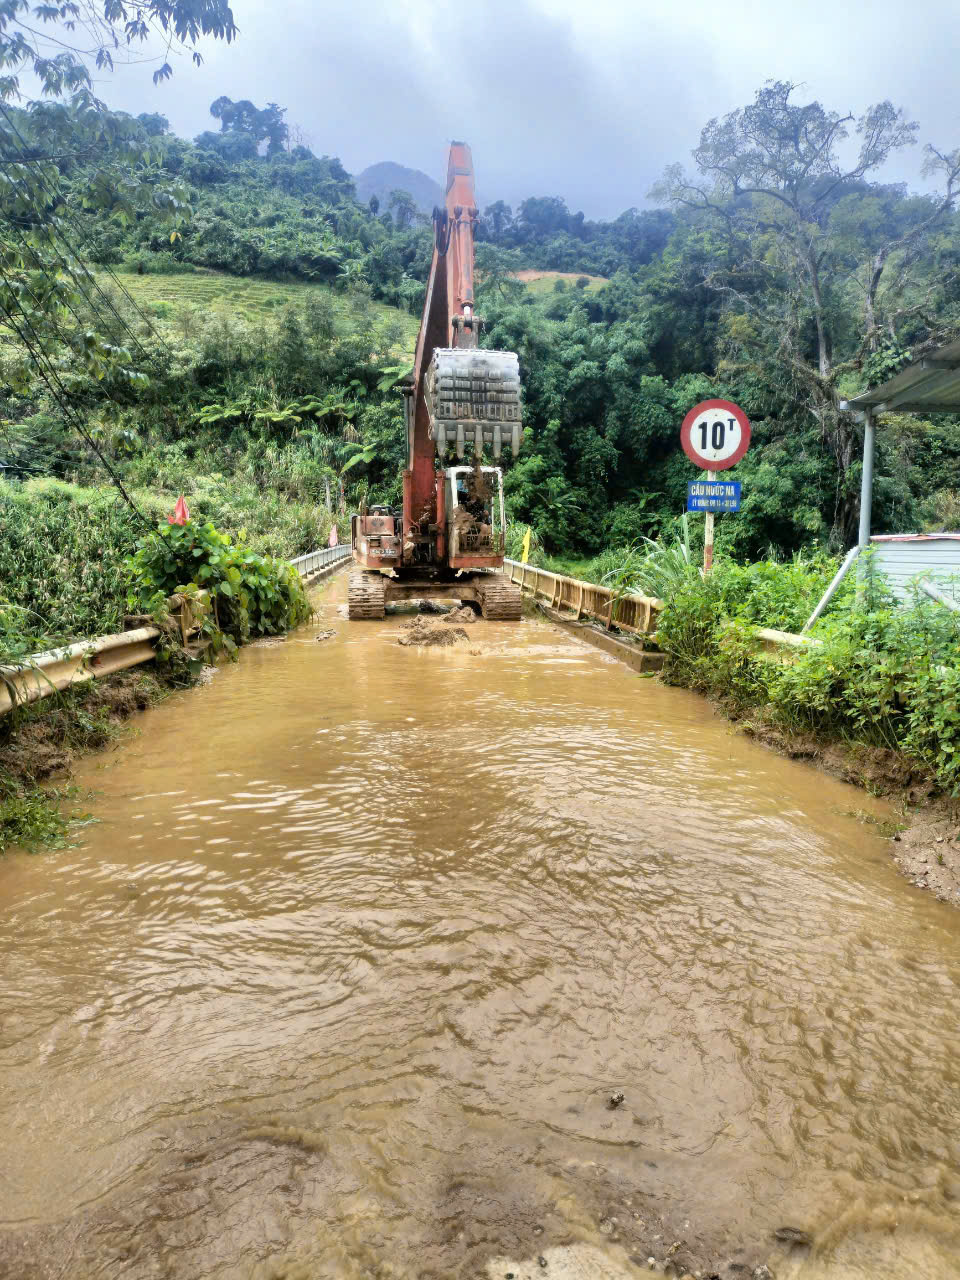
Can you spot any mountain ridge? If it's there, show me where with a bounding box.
[353,161,443,215]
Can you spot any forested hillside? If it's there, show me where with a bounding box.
[4,80,960,651]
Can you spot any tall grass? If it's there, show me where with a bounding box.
[600,515,695,600]
[0,477,338,648]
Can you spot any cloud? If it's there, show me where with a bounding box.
[92,0,960,219]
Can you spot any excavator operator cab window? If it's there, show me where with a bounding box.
[456,476,488,522]
[447,465,506,554]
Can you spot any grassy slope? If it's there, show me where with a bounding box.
[513,270,608,296]
[96,268,420,353]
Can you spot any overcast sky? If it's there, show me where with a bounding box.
[92,0,960,219]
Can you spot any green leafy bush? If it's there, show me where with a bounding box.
[127,518,312,650]
[123,251,197,275]
[0,480,155,644]
[0,478,336,649]
[0,595,47,667]
[656,567,960,794]
[504,522,545,565]
[0,785,75,854]
[709,553,843,632]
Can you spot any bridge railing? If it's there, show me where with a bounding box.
[290,544,352,577]
[1,543,352,716]
[503,558,662,636]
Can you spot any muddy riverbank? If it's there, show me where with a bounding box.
[3,575,960,1278]
[734,719,960,906]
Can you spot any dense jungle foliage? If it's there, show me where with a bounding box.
[2,14,960,846]
[4,76,960,656]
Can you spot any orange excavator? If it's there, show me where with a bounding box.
[348,142,524,620]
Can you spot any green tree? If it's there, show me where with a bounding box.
[209,96,289,156]
[388,189,417,230]
[654,81,960,541]
[484,199,513,240]
[0,0,238,506]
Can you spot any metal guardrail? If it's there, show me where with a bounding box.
[503,560,836,656]
[752,626,822,654]
[0,542,352,717]
[290,544,352,576]
[0,625,164,716]
[503,558,661,636]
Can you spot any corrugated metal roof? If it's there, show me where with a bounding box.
[871,533,960,542]
[846,337,960,412]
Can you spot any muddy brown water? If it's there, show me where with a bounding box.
[2,575,960,1279]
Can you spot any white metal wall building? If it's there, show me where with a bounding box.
[871,534,960,604]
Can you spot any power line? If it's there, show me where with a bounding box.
[0,151,162,366]
[0,99,179,509]
[0,103,174,362]
[0,262,146,519]
[0,204,138,361]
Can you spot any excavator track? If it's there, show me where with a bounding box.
[475,575,523,621]
[347,571,386,620]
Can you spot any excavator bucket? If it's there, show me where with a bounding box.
[413,142,523,463]
[425,348,522,460]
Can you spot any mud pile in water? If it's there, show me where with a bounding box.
[442,605,479,624]
[398,615,470,646]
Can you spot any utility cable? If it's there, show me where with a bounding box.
[0,262,147,519]
[0,103,173,362]
[0,151,162,366]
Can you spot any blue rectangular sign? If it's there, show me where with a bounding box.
[687,480,741,512]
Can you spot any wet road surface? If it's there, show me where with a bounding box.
[2,575,959,1278]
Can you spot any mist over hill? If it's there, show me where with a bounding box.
[354,161,444,214]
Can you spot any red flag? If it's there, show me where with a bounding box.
[167,495,190,526]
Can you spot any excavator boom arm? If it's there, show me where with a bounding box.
[407,143,522,498]
[349,143,525,616]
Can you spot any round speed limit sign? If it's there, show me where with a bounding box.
[680,399,751,471]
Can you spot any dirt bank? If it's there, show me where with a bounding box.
[737,719,960,906]
[0,669,166,790]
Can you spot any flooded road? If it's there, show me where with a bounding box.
[2,573,960,1279]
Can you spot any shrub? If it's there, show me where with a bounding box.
[601,516,696,600]
[122,251,196,275]
[126,517,312,651]
[0,479,158,644]
[710,553,842,632]
[504,522,545,565]
[655,566,960,794]
[0,478,335,648]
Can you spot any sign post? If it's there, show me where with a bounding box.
[680,399,751,574]
[703,510,714,574]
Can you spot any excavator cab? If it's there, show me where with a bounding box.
[446,465,505,561]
